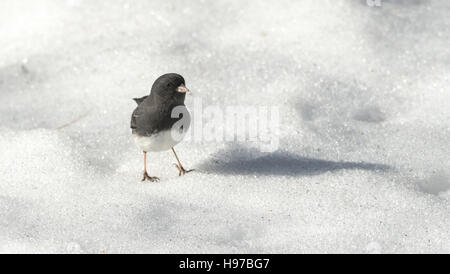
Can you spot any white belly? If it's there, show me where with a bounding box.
[133,130,183,152]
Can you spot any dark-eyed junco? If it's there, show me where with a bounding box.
[131,73,192,182]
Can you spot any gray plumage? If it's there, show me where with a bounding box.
[131,73,193,180]
[131,73,188,136]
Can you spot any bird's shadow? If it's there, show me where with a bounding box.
[199,145,391,177]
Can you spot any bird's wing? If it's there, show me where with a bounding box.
[130,108,139,132]
[131,96,151,133]
[131,103,165,135]
[131,100,190,136]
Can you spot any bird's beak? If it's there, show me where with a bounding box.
[176,84,190,93]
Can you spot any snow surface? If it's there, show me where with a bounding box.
[1,0,449,253]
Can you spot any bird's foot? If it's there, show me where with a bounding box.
[141,172,159,182]
[173,164,194,176]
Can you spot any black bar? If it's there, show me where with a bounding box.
[0,253,445,273]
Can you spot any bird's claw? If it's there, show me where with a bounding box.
[141,172,159,182]
[173,163,194,176]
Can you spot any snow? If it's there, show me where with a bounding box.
[1,0,449,253]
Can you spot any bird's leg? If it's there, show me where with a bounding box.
[171,147,194,176]
[142,152,159,182]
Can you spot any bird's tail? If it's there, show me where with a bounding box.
[133,96,148,105]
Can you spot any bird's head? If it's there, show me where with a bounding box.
[150,73,189,104]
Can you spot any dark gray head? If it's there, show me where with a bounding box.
[149,73,189,105]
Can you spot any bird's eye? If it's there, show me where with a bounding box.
[167,83,171,87]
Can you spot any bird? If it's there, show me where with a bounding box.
[131,73,193,182]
